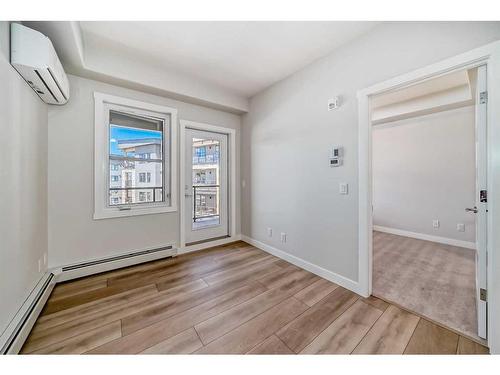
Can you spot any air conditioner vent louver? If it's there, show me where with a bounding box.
[34,69,59,103]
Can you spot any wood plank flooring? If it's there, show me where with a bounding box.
[21,241,489,354]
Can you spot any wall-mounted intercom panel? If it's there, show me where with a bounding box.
[332,146,343,158]
[330,146,343,167]
[329,158,342,167]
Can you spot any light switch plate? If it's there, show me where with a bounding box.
[339,183,348,195]
[457,223,465,232]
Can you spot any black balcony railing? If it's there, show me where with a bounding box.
[109,186,163,205]
[193,185,219,222]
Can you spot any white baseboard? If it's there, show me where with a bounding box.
[178,234,242,255]
[53,245,177,282]
[0,272,56,354]
[373,225,476,250]
[241,235,362,295]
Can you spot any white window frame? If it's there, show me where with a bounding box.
[93,92,178,219]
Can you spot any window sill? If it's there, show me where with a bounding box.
[93,205,177,220]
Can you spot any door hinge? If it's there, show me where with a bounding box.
[480,288,487,302]
[480,91,488,104]
[480,190,487,203]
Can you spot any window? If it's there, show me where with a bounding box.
[138,172,152,183]
[94,93,177,219]
[196,147,206,157]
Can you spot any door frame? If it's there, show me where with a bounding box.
[357,40,500,350]
[179,120,237,251]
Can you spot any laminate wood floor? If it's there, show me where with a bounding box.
[21,241,489,355]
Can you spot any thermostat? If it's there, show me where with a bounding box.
[332,146,343,158]
[329,158,342,167]
[330,146,343,167]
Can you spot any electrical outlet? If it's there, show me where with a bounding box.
[433,220,440,229]
[267,228,273,237]
[457,223,465,232]
[38,259,42,273]
[280,232,287,243]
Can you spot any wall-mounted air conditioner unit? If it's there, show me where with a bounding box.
[10,23,70,105]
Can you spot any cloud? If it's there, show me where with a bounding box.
[110,138,117,143]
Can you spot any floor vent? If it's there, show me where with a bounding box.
[1,273,55,354]
[61,245,174,272]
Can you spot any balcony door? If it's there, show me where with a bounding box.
[184,128,229,244]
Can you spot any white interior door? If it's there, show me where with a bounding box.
[184,128,229,244]
[474,64,488,339]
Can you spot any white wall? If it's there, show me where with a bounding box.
[241,22,500,284]
[0,22,48,336]
[48,74,241,268]
[373,106,476,243]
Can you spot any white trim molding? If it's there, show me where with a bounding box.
[93,92,178,220]
[373,225,476,250]
[358,40,500,352]
[179,120,237,249]
[241,235,361,295]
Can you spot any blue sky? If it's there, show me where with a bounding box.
[109,125,162,155]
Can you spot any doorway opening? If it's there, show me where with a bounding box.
[368,66,487,341]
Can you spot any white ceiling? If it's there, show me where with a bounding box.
[25,21,379,112]
[79,21,378,97]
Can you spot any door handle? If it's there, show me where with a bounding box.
[465,207,478,213]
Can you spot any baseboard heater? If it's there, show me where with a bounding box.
[61,245,174,272]
[57,245,176,282]
[1,273,55,354]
